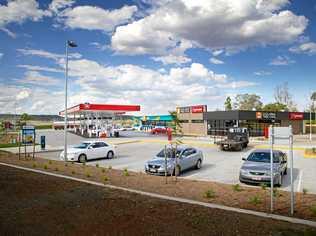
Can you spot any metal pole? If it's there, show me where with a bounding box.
[164,145,167,184]
[270,125,274,213]
[310,106,312,141]
[289,125,294,215]
[64,42,69,162]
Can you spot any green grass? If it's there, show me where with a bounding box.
[232,184,242,192]
[0,142,39,148]
[34,125,52,130]
[249,195,262,205]
[311,205,316,216]
[203,189,216,199]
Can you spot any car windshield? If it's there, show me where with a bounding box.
[74,142,90,149]
[247,152,280,163]
[157,148,182,158]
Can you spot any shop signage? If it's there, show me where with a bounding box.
[22,126,35,144]
[191,105,206,113]
[289,112,303,120]
[256,112,276,120]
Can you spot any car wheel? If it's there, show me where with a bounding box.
[78,154,87,163]
[107,151,114,159]
[196,159,202,169]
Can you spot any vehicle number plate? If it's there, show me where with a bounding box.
[149,168,157,173]
[252,176,262,181]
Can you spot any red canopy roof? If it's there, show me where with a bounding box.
[59,103,141,116]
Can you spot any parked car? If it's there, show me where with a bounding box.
[151,126,172,135]
[239,149,287,186]
[122,126,135,131]
[60,140,116,162]
[145,145,203,175]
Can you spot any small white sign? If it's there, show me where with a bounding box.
[269,126,292,144]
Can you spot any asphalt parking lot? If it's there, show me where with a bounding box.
[37,130,316,194]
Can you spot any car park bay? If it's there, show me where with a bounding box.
[36,134,316,194]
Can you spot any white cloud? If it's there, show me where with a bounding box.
[152,55,191,65]
[89,42,109,51]
[216,81,258,89]
[17,48,82,61]
[210,57,224,65]
[49,0,75,14]
[269,55,295,66]
[254,70,272,76]
[19,71,60,86]
[17,64,63,73]
[0,0,51,37]
[289,42,316,55]
[16,90,30,100]
[111,0,307,57]
[0,53,3,59]
[58,5,137,32]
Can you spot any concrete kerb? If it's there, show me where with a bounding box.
[0,161,315,228]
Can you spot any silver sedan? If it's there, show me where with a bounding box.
[145,145,203,175]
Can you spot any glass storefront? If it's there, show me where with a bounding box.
[207,119,281,137]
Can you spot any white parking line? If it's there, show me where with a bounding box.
[297,170,303,192]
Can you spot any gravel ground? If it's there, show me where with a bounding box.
[0,165,316,236]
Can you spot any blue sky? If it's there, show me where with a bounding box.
[1,0,316,115]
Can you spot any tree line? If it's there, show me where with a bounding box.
[224,82,316,112]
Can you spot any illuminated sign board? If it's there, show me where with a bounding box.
[256,112,276,120]
[289,112,303,120]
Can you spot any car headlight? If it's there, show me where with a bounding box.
[240,169,249,175]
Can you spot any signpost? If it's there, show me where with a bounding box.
[269,125,294,215]
[19,126,36,160]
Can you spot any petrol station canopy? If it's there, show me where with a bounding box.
[59,103,141,117]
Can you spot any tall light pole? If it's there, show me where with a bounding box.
[310,92,316,141]
[64,40,78,161]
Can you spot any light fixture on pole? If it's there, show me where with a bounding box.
[64,40,78,162]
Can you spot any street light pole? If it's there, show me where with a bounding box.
[64,40,77,162]
[310,102,312,141]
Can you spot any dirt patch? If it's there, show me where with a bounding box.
[1,165,316,236]
[1,151,316,222]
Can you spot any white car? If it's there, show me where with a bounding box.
[60,140,116,162]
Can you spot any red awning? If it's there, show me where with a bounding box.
[59,103,140,116]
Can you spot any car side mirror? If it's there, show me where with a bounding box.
[242,157,246,161]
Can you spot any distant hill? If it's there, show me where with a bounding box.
[0,114,63,121]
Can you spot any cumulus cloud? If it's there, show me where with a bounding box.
[0,0,51,37]
[49,0,75,14]
[111,0,307,57]
[210,57,224,65]
[269,55,295,66]
[17,65,63,73]
[58,5,137,32]
[289,42,316,55]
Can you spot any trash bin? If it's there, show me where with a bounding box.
[114,131,119,137]
[40,136,46,150]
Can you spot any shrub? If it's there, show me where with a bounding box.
[273,188,281,198]
[232,184,242,192]
[101,168,106,173]
[249,195,262,205]
[48,160,52,165]
[123,168,129,176]
[108,165,112,170]
[71,161,74,165]
[86,173,91,178]
[204,189,215,199]
[82,162,86,166]
[96,163,99,168]
[310,205,316,216]
[44,164,48,170]
[260,183,267,190]
[71,170,75,175]
[55,167,59,171]
[303,188,308,195]
[32,163,37,168]
[65,163,68,167]
[104,176,109,182]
